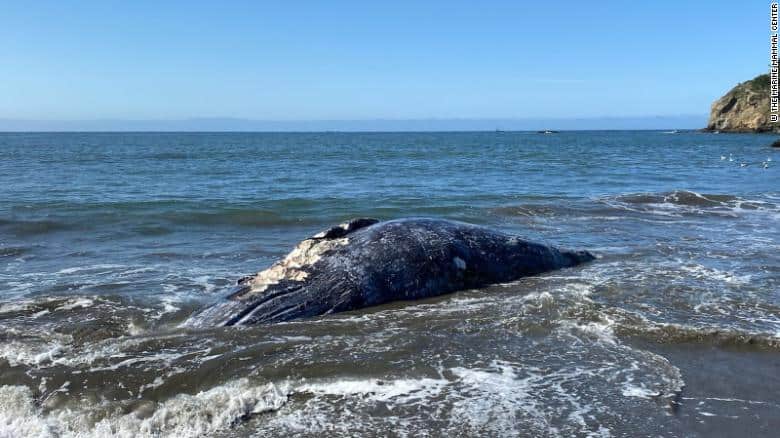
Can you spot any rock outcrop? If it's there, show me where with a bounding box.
[706,74,778,133]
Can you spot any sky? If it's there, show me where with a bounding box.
[0,1,768,128]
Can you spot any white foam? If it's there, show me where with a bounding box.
[0,351,684,438]
[30,310,50,318]
[600,191,780,220]
[55,297,95,311]
[0,339,68,367]
[0,302,30,314]
[621,383,659,398]
[565,317,617,345]
[0,386,56,437]
[0,296,97,318]
[137,376,166,396]
[678,263,751,285]
[297,377,448,404]
[0,379,288,438]
[0,328,203,370]
[56,264,125,275]
[449,363,550,434]
[160,299,180,315]
[190,275,217,294]
[268,362,619,437]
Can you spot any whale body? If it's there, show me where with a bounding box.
[186,218,595,327]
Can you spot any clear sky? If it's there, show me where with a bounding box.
[0,0,767,122]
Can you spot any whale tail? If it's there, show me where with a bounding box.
[560,249,596,267]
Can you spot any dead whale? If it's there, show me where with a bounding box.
[185,218,595,327]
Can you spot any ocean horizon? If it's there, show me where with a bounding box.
[0,115,708,133]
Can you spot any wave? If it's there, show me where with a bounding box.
[0,357,679,438]
[617,319,780,350]
[0,246,30,258]
[0,379,288,438]
[0,197,499,236]
[6,189,771,238]
[143,152,195,160]
[614,191,741,207]
[0,218,73,236]
[601,190,777,217]
[0,279,691,437]
[1,201,326,236]
[491,190,778,222]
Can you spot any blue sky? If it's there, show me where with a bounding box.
[0,1,767,122]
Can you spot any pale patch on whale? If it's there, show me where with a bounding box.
[247,236,349,294]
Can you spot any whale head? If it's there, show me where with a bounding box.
[560,249,596,267]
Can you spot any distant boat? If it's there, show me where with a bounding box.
[663,130,681,134]
[537,130,559,134]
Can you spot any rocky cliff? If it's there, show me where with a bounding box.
[706,74,778,133]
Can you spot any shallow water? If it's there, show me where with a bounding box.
[0,131,778,437]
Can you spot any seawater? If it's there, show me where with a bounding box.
[0,131,778,437]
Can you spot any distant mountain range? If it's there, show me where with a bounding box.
[0,116,706,132]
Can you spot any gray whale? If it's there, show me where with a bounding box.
[186,218,594,327]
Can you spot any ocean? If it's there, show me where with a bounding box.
[0,131,778,437]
